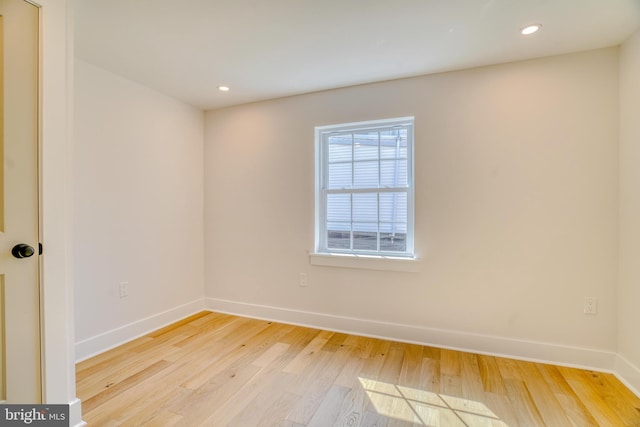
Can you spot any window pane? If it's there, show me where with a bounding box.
[380,129,407,159]
[327,222,351,250]
[327,193,351,222]
[380,192,407,223]
[354,161,378,188]
[380,222,407,233]
[353,193,377,222]
[353,223,377,250]
[380,231,406,252]
[328,162,352,189]
[383,148,407,160]
[398,129,408,159]
[328,135,352,163]
[354,132,378,161]
[381,159,408,187]
[318,118,413,256]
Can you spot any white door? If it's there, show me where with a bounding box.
[0,0,41,403]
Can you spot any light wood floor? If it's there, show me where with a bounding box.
[76,311,640,426]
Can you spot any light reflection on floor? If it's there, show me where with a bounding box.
[359,377,509,426]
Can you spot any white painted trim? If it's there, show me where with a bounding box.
[614,354,640,398]
[205,297,616,372]
[69,398,86,427]
[314,116,416,260]
[74,299,205,362]
[29,1,85,425]
[309,252,421,272]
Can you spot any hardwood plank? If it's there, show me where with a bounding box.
[252,341,291,367]
[169,361,264,424]
[147,311,211,338]
[447,353,505,427]
[440,348,461,377]
[306,384,352,427]
[378,342,406,384]
[360,407,391,427]
[283,330,334,374]
[76,311,640,426]
[554,393,600,427]
[357,339,391,388]
[558,366,634,426]
[419,357,440,393]
[370,342,411,425]
[135,409,183,426]
[481,392,520,427]
[495,356,523,381]
[277,421,305,427]
[171,313,247,349]
[516,360,573,426]
[212,370,297,426]
[286,348,353,424]
[586,370,640,425]
[250,391,301,427]
[441,373,462,397]
[206,343,301,425]
[326,383,370,426]
[334,345,368,388]
[345,334,377,358]
[76,336,153,374]
[411,400,467,427]
[83,364,190,425]
[77,343,184,401]
[178,320,284,390]
[459,351,485,401]
[502,378,547,426]
[321,332,350,352]
[533,362,598,426]
[210,333,307,425]
[81,359,171,413]
[440,348,463,404]
[422,345,441,361]
[76,350,139,387]
[398,343,424,389]
[126,330,191,355]
[477,354,506,395]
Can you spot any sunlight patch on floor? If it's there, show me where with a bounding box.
[359,377,509,426]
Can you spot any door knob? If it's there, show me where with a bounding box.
[12,244,35,259]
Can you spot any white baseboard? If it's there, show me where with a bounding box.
[205,297,616,372]
[75,299,206,362]
[69,398,86,427]
[614,354,640,397]
[73,296,640,399]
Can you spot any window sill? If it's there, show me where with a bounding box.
[309,252,421,273]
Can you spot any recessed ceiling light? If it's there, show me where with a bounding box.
[521,24,541,35]
[218,86,230,92]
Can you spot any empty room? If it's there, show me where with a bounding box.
[4,0,640,426]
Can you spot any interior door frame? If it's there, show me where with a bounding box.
[28,0,82,424]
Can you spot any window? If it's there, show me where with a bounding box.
[315,117,414,258]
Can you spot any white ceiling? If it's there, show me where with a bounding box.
[75,0,640,111]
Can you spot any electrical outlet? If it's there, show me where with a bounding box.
[299,273,308,287]
[119,282,129,298]
[584,297,597,314]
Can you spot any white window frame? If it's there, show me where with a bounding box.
[314,117,415,260]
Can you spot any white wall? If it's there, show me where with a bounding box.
[73,59,205,358]
[618,29,640,393]
[205,48,619,365]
